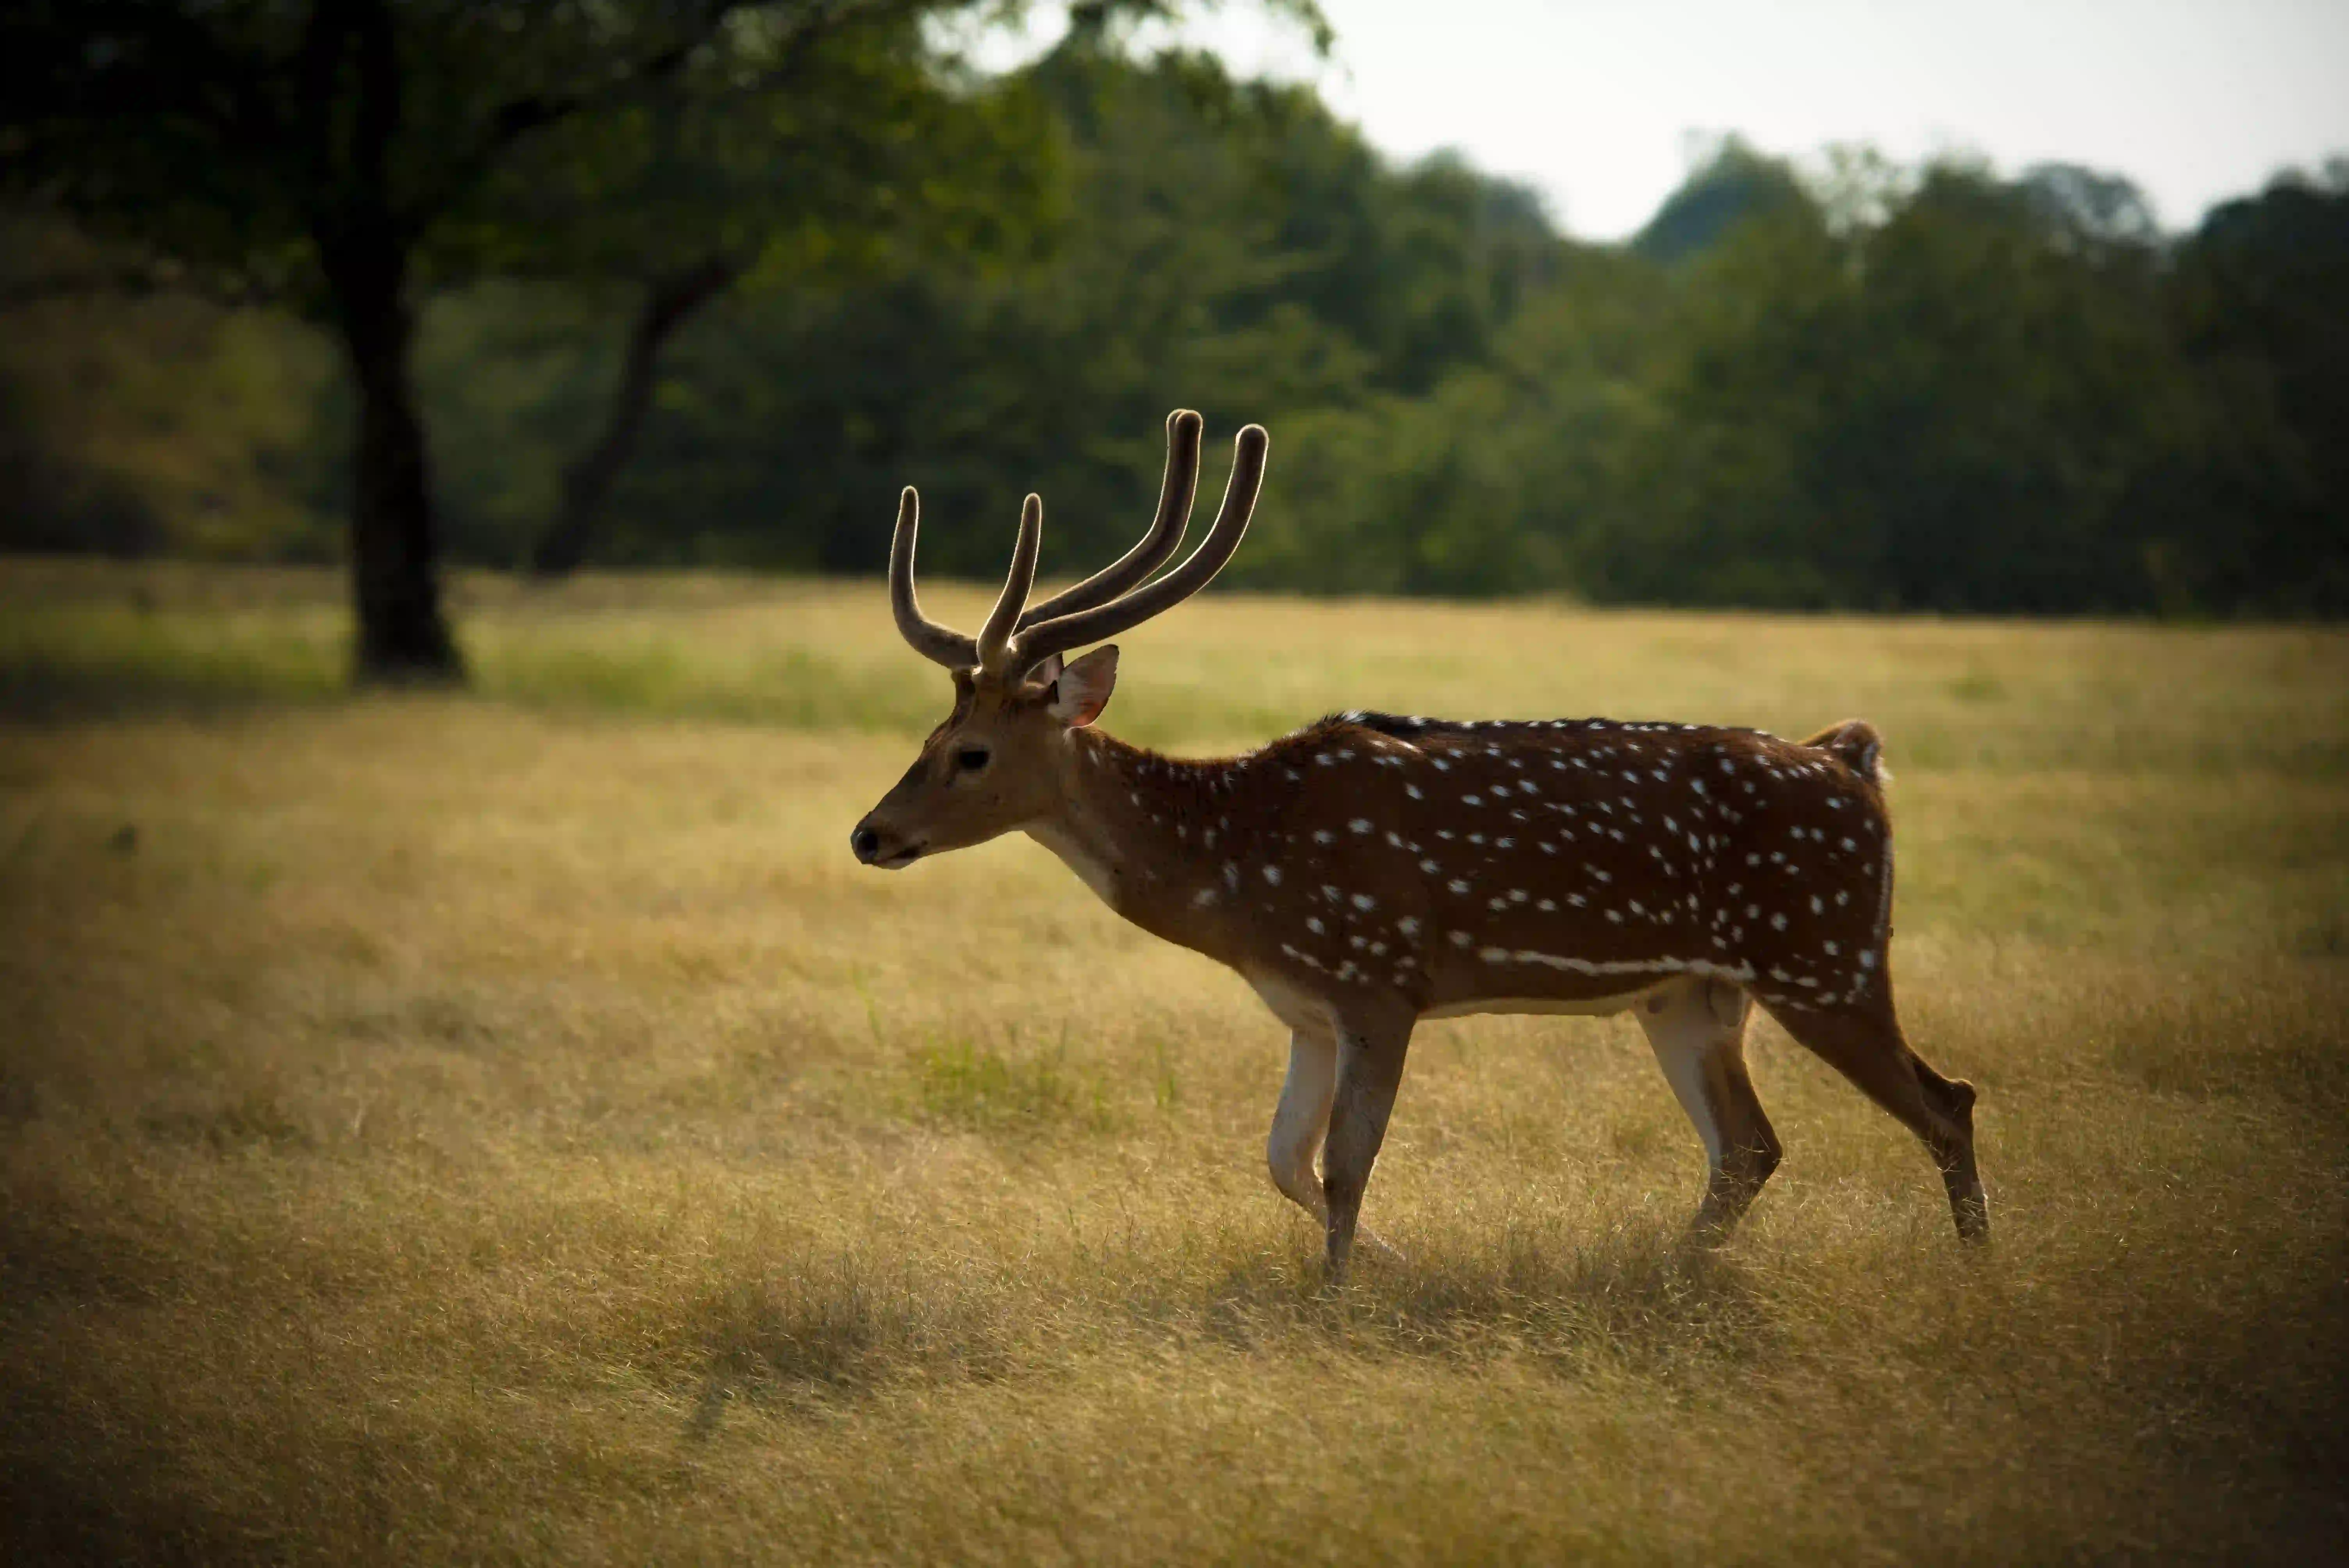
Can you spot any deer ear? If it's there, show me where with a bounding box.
[1048,645,1118,728]
[1027,652,1064,688]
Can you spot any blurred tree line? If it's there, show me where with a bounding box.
[5,8,2346,677]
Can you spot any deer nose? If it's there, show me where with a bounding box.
[850,823,882,864]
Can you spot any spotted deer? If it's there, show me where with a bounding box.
[851,410,1988,1278]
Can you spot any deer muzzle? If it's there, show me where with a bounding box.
[850,815,924,870]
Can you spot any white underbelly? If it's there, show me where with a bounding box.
[1244,969,1337,1037]
[1419,986,1663,1021]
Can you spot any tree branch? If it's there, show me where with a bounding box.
[528,254,747,576]
[404,0,761,234]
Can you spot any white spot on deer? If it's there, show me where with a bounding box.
[1306,917,1325,935]
[1406,784,1424,800]
[1351,893,1376,912]
[1463,795,1483,807]
[1224,862,1240,891]
[1810,895,1824,914]
[1824,940,1839,955]
[1450,930,1473,947]
[1192,887,1217,908]
[1313,829,1335,845]
[1537,898,1556,911]
[1772,912,1789,931]
[1397,916,1421,937]
[1469,833,1486,845]
[1350,818,1373,835]
[1419,857,1440,874]
[1859,948,1877,969]
[1448,878,1470,894]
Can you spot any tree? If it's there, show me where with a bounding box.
[2159,165,2349,614]
[474,39,1556,585]
[0,0,1320,679]
[1632,135,1812,265]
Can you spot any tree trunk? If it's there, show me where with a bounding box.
[529,258,741,577]
[329,242,462,683]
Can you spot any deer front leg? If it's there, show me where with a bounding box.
[1266,1030,1337,1222]
[1267,1027,1410,1268]
[1321,1010,1415,1283]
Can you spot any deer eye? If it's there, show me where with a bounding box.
[955,745,991,773]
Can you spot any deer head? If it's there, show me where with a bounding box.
[850,411,1269,869]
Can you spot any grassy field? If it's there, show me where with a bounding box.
[3,559,2345,1564]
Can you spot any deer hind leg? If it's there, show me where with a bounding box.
[1637,975,1782,1240]
[1759,989,1988,1243]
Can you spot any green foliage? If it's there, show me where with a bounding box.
[4,15,2344,620]
[1632,134,1813,264]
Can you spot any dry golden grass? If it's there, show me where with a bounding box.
[3,562,2345,1564]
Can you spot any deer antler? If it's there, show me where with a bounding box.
[1016,409,1202,628]
[976,494,1042,674]
[887,412,1267,680]
[1002,422,1267,677]
[888,486,979,670]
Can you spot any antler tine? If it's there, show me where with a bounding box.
[1015,409,1203,629]
[889,486,980,670]
[1007,423,1267,676]
[977,493,1043,675]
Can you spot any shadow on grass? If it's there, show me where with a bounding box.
[1161,1221,1778,1379]
[683,1220,1775,1439]
[685,1251,1029,1437]
[0,654,340,727]
[0,1443,273,1568]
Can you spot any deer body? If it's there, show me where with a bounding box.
[1024,715,1889,1014]
[854,411,1988,1277]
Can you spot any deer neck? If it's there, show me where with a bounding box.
[1023,728,1224,937]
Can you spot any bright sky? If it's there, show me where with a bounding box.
[993,0,2349,239]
